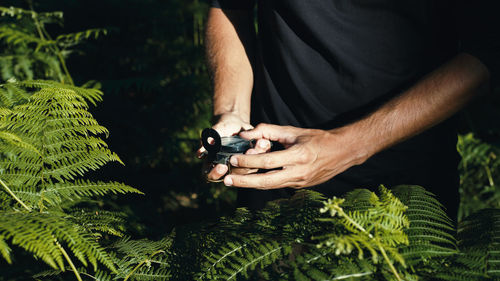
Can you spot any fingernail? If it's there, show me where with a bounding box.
[246,149,257,155]
[259,140,269,148]
[217,165,227,174]
[230,156,238,167]
[224,177,233,186]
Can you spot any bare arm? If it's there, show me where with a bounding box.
[224,53,490,189]
[202,8,270,181]
[206,7,255,124]
[344,53,489,163]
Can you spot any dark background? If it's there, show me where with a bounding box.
[12,0,237,239]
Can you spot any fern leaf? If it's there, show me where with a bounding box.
[68,209,128,237]
[0,234,12,264]
[0,130,40,154]
[455,209,500,279]
[56,29,107,43]
[0,211,117,272]
[42,180,142,204]
[19,80,103,105]
[391,185,458,265]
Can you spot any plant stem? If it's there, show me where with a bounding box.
[0,178,31,211]
[336,204,403,280]
[377,242,402,281]
[485,165,494,187]
[55,240,83,281]
[56,52,75,85]
[335,206,373,239]
[29,1,74,85]
[124,250,165,281]
[28,1,45,41]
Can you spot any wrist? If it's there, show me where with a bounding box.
[328,125,374,166]
[213,110,250,124]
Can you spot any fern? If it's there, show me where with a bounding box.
[112,237,173,281]
[1,4,106,84]
[45,185,498,281]
[458,133,500,220]
[436,209,500,280]
[391,185,458,262]
[0,211,116,271]
[315,186,409,280]
[0,81,142,280]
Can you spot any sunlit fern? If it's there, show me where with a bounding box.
[0,80,142,280]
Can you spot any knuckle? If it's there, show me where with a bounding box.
[236,156,246,167]
[295,173,307,182]
[255,123,266,130]
[294,170,311,182]
[261,176,274,188]
[296,148,313,164]
[262,156,275,169]
[235,176,248,186]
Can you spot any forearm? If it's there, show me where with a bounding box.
[206,8,255,122]
[222,54,491,189]
[340,53,490,163]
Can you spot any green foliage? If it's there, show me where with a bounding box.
[53,185,489,281]
[435,209,500,281]
[316,186,410,280]
[458,133,500,220]
[0,81,142,279]
[0,4,106,84]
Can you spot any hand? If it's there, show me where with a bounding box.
[222,124,368,189]
[197,113,271,181]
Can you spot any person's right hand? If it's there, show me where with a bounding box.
[197,113,271,182]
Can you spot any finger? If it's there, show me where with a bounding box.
[242,123,254,131]
[224,169,292,189]
[197,146,207,158]
[230,167,259,175]
[230,149,296,169]
[206,164,228,181]
[239,123,297,143]
[253,139,271,153]
[213,123,254,137]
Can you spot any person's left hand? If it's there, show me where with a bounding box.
[223,124,369,189]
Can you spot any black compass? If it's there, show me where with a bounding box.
[201,128,254,165]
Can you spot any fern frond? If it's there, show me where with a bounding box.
[0,6,63,22]
[19,80,103,105]
[0,211,117,272]
[454,209,500,279]
[0,234,12,264]
[68,209,127,238]
[458,133,500,220]
[126,267,171,281]
[291,245,377,281]
[112,237,172,281]
[0,130,40,154]
[0,83,30,107]
[215,240,290,281]
[41,180,142,205]
[391,185,458,265]
[113,237,172,262]
[34,267,115,281]
[56,29,107,44]
[0,26,54,50]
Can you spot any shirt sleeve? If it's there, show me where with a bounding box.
[457,0,500,87]
[210,0,255,10]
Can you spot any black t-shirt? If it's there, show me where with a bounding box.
[210,0,499,218]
